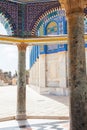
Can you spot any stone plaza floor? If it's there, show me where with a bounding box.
[0,119,69,130]
[0,85,69,119]
[0,85,69,130]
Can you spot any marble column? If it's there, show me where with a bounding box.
[60,0,87,130]
[68,14,87,130]
[16,44,27,120]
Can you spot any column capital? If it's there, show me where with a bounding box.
[17,43,28,51]
[59,0,84,16]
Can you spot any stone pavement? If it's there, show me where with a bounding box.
[0,119,69,130]
[0,85,69,120]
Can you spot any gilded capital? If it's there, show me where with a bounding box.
[59,0,84,15]
[17,43,28,51]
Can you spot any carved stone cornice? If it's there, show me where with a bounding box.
[17,43,28,51]
[59,0,84,16]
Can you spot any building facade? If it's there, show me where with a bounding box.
[1,0,87,128]
[29,10,87,95]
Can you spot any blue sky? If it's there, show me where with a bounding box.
[0,23,29,75]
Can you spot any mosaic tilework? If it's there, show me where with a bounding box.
[0,0,87,37]
[26,1,60,35]
[0,13,13,35]
[0,0,61,37]
[31,9,65,35]
[84,6,87,17]
[17,4,26,37]
[0,119,69,130]
[7,0,60,4]
[0,0,18,35]
[47,21,58,34]
[84,16,87,33]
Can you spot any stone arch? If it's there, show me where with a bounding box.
[0,7,16,36]
[31,8,65,35]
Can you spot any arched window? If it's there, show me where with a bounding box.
[46,21,58,51]
[46,21,58,35]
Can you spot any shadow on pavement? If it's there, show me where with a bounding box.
[42,94,69,106]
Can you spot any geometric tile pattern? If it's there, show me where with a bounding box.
[26,1,61,36]
[0,0,61,37]
[0,0,18,35]
[0,13,13,35]
[0,119,69,130]
[31,8,65,35]
[84,6,87,17]
[0,0,87,37]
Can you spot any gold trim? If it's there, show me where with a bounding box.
[0,34,87,46]
[0,35,68,45]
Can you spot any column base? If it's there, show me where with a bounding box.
[15,113,27,120]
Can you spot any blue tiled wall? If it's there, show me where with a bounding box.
[29,13,87,69]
